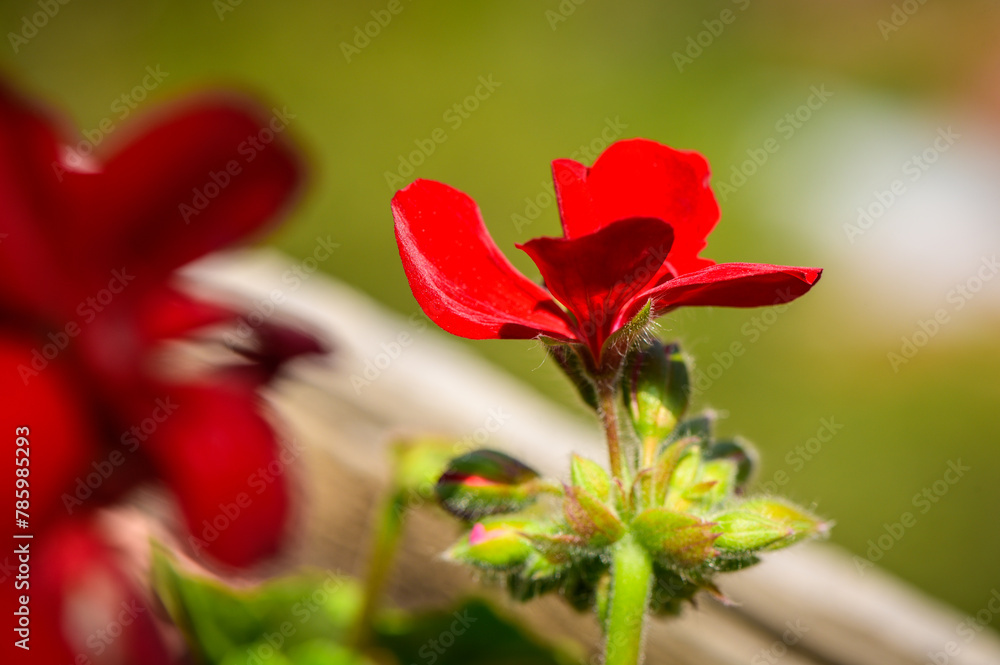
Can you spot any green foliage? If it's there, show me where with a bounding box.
[153,546,581,665]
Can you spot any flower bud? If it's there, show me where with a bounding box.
[666,409,716,446]
[704,437,757,491]
[740,497,829,542]
[563,487,625,547]
[632,508,719,568]
[436,449,543,520]
[712,511,792,552]
[713,498,826,552]
[569,454,610,501]
[622,340,690,443]
[448,521,534,570]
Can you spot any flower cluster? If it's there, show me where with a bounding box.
[435,343,827,616]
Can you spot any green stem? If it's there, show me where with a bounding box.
[604,534,654,665]
[350,489,406,647]
[597,378,625,481]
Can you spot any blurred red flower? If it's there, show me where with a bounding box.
[0,81,322,663]
[392,139,821,369]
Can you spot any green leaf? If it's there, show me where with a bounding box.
[374,598,583,665]
[152,545,362,664]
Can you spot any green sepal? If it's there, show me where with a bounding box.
[599,299,652,362]
[521,531,587,564]
[647,563,702,616]
[653,436,698,505]
[547,343,598,410]
[686,459,736,509]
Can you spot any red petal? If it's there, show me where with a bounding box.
[0,84,82,317]
[146,382,291,567]
[28,520,171,665]
[75,96,303,289]
[135,286,238,343]
[0,333,101,533]
[519,218,674,359]
[392,179,574,341]
[629,263,823,322]
[552,139,720,274]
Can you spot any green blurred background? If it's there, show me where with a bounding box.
[4,0,998,620]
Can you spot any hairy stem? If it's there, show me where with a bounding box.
[605,533,654,665]
[597,378,625,481]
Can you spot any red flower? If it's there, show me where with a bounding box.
[392,139,821,368]
[0,81,321,662]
